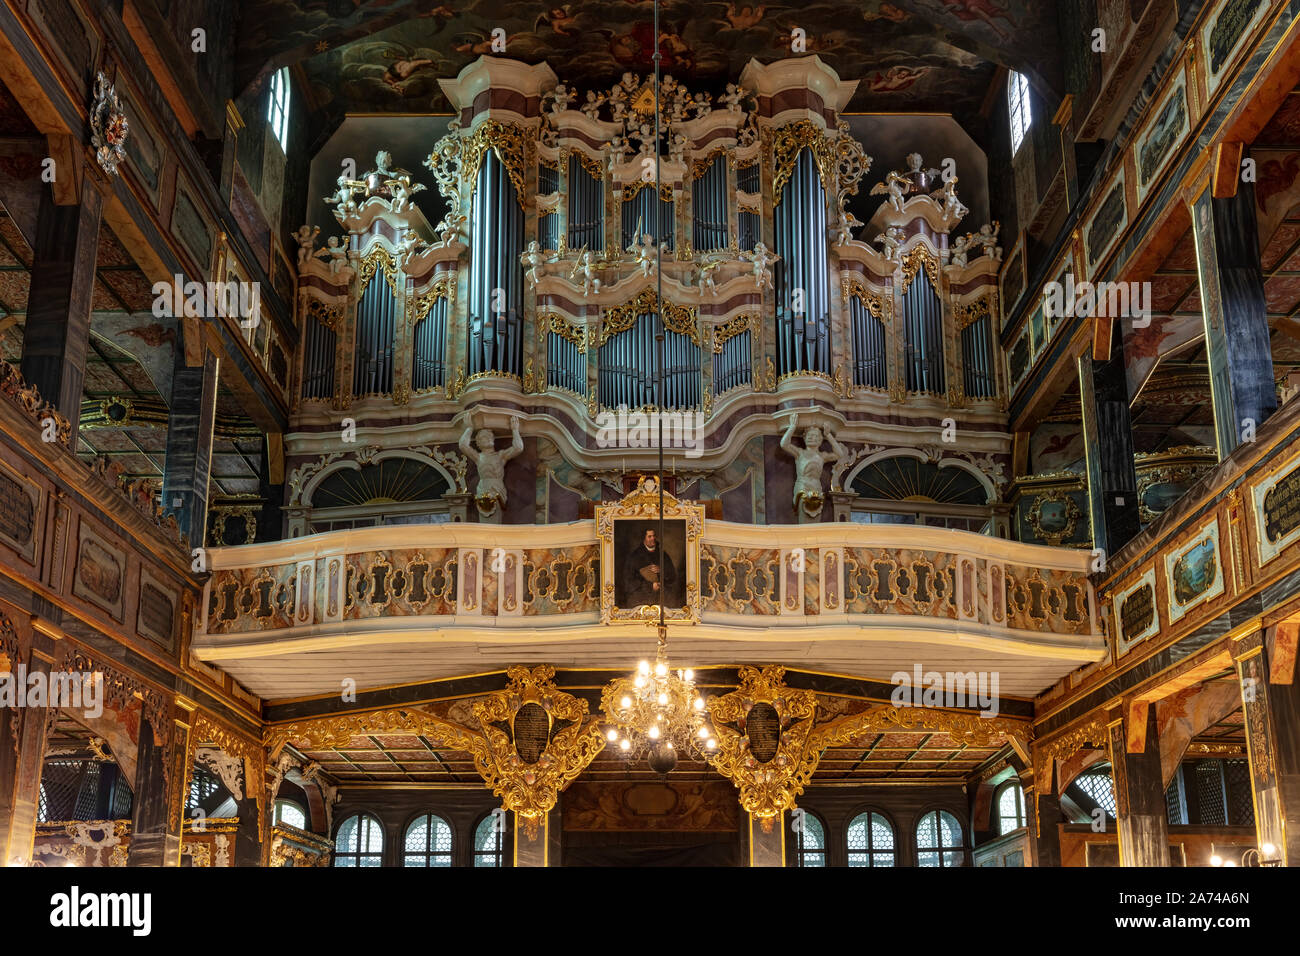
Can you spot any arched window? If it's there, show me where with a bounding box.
[474,812,507,867]
[846,811,895,867]
[403,813,453,867]
[334,813,383,867]
[996,782,1026,834]
[916,810,964,867]
[274,799,307,829]
[792,810,826,867]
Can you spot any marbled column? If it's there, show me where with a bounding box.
[1233,628,1300,865]
[1107,707,1170,866]
[1078,319,1140,556]
[162,347,219,545]
[1189,182,1277,458]
[512,810,553,867]
[20,177,103,430]
[127,714,179,866]
[0,633,58,866]
[748,811,785,867]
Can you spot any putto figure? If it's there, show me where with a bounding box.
[292,225,320,265]
[779,412,847,520]
[740,240,778,289]
[570,250,602,295]
[459,415,524,511]
[521,240,548,285]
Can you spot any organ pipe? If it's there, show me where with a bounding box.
[773,147,829,375]
[469,151,524,376]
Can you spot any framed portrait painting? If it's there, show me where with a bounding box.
[596,476,703,624]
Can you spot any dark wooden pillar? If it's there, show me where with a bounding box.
[1107,705,1170,866]
[234,790,263,866]
[0,629,58,866]
[162,347,219,546]
[1078,319,1141,556]
[1233,627,1299,865]
[1027,774,1066,867]
[20,175,102,430]
[127,715,178,866]
[1189,179,1276,458]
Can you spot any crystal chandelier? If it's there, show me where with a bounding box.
[601,625,717,774]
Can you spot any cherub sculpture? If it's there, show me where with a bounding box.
[570,250,602,295]
[313,236,349,274]
[870,168,911,213]
[293,225,320,266]
[779,412,847,518]
[697,255,724,296]
[437,210,467,245]
[521,240,548,286]
[627,231,657,278]
[740,240,777,290]
[385,173,425,212]
[326,175,361,222]
[720,82,747,112]
[874,225,905,261]
[549,83,575,114]
[830,209,863,246]
[581,89,606,120]
[458,415,524,510]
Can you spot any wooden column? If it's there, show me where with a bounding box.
[1078,319,1140,556]
[1188,180,1276,458]
[161,346,219,546]
[748,811,785,867]
[0,628,58,866]
[20,174,103,430]
[1026,774,1065,867]
[1233,628,1299,865]
[1107,706,1170,866]
[127,713,178,866]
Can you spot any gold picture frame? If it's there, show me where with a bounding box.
[596,475,703,624]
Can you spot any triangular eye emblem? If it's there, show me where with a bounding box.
[630,84,656,116]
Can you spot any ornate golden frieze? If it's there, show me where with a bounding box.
[817,704,1033,752]
[357,246,400,297]
[541,311,588,353]
[601,287,699,346]
[842,276,890,320]
[460,121,529,209]
[1032,715,1107,791]
[711,312,758,353]
[410,274,455,321]
[771,120,833,206]
[565,146,606,182]
[0,360,72,445]
[900,245,940,296]
[690,147,729,181]
[303,296,343,331]
[621,180,675,202]
[954,294,993,331]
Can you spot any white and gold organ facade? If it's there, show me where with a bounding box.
[1,0,1299,891]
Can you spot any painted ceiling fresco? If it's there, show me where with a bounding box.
[242,0,1062,127]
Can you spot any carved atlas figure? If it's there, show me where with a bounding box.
[779,412,847,518]
[459,415,524,509]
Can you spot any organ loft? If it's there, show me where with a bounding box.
[0,0,1297,898]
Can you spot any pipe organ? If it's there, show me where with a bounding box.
[290,55,1008,522]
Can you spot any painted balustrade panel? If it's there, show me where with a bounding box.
[198,522,1097,641]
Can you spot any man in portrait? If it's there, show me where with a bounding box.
[619,526,681,608]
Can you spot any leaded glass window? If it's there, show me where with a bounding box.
[916,810,963,867]
[403,813,453,867]
[997,782,1026,834]
[793,811,826,867]
[334,813,383,867]
[474,812,507,867]
[847,811,895,867]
